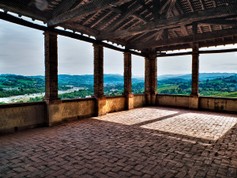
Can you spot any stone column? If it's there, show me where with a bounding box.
[145,52,157,105]
[189,43,199,109]
[124,51,134,110]
[44,31,59,103]
[93,43,106,116]
[191,43,199,96]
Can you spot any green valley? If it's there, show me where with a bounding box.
[0,73,236,104]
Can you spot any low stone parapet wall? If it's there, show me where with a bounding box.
[0,102,46,133]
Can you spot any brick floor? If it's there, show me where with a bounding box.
[1,107,237,178]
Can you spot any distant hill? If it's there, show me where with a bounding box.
[1,73,237,87]
[159,73,237,81]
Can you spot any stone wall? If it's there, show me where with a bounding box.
[199,97,237,113]
[0,102,46,133]
[133,94,146,108]
[157,95,190,108]
[106,96,126,113]
[1,94,236,133]
[48,98,95,125]
[157,95,237,113]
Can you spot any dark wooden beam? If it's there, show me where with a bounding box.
[158,51,192,57]
[0,12,144,57]
[98,3,237,39]
[51,0,80,18]
[158,48,237,57]
[200,19,237,25]
[48,0,132,26]
[0,0,48,21]
[61,23,100,36]
[200,48,237,54]
[152,0,161,21]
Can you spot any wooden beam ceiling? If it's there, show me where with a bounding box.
[1,0,237,52]
[98,3,237,40]
[129,27,237,50]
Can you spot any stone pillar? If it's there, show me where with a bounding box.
[124,51,134,110]
[145,52,157,105]
[93,43,106,116]
[44,31,59,103]
[189,43,199,109]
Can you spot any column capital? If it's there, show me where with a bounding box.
[93,42,103,48]
[43,31,58,36]
[143,49,157,59]
[192,43,199,53]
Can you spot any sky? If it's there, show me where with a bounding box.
[0,19,237,76]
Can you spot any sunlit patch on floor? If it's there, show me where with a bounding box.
[93,107,178,125]
[141,113,237,141]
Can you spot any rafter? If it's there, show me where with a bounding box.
[97,3,237,40]
[180,25,189,36]
[106,1,141,32]
[48,0,132,26]
[132,13,147,23]
[167,0,177,18]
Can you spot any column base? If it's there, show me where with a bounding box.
[125,94,134,110]
[95,96,107,116]
[45,99,62,127]
[145,93,157,106]
[189,95,199,109]
[44,98,61,104]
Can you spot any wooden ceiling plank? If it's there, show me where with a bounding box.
[90,11,113,28]
[199,0,205,10]
[186,0,194,12]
